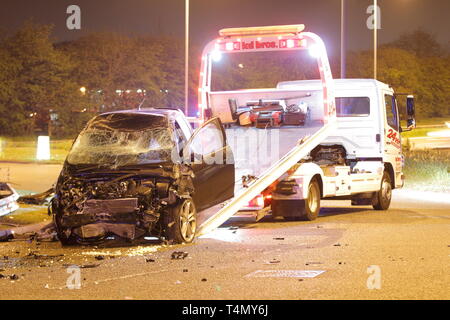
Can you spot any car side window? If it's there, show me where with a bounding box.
[190,121,224,156]
[384,94,399,131]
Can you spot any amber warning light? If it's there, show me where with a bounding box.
[219,24,305,37]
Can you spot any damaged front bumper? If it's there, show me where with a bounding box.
[60,198,143,240]
[53,163,194,244]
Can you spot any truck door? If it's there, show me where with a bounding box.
[185,118,235,211]
[383,93,402,183]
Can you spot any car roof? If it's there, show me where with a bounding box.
[99,108,184,122]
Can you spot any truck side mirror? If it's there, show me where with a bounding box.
[406,95,416,129]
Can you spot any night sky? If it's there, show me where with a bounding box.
[1,0,449,58]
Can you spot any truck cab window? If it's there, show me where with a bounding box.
[384,94,399,131]
[336,97,370,117]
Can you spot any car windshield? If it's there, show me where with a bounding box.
[67,113,175,168]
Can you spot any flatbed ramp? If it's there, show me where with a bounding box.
[197,121,337,236]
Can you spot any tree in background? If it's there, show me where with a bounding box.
[0,22,89,137]
[0,23,447,137]
[59,34,200,114]
[347,30,449,118]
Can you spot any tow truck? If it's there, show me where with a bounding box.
[195,24,416,236]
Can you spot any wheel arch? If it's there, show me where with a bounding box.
[311,174,323,198]
[384,162,395,189]
[292,162,324,199]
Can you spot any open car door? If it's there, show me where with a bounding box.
[184,117,235,211]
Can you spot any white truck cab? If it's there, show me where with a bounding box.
[271,78,415,220]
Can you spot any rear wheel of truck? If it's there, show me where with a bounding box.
[300,179,321,221]
[282,179,320,221]
[373,171,392,210]
[164,198,197,244]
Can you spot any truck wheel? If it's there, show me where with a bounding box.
[300,179,321,221]
[164,198,197,244]
[373,171,392,210]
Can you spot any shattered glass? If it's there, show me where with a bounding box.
[67,113,175,169]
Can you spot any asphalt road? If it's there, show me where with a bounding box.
[0,162,449,300]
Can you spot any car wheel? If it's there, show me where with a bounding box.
[165,198,197,244]
[51,199,75,246]
[373,171,392,210]
[53,215,75,246]
[300,178,321,221]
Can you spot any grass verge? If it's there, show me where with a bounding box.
[403,149,450,193]
[0,137,72,163]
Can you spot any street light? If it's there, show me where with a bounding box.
[185,0,189,116]
[340,0,347,79]
[373,0,378,79]
[80,86,86,95]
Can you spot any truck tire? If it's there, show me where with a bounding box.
[164,198,197,244]
[300,178,321,221]
[373,171,392,210]
[282,179,321,221]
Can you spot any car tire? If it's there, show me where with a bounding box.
[164,198,197,244]
[51,199,75,246]
[373,171,392,210]
[54,217,75,246]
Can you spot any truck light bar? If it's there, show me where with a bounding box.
[219,24,305,37]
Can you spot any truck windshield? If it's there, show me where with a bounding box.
[211,50,320,91]
[67,113,174,168]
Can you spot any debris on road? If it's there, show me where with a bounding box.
[0,229,14,242]
[9,274,19,280]
[17,188,54,205]
[265,259,281,264]
[94,255,105,261]
[0,273,20,280]
[273,237,285,240]
[305,262,322,265]
[0,222,57,243]
[201,278,207,282]
[79,264,100,269]
[171,251,188,260]
[26,252,64,260]
[145,258,155,263]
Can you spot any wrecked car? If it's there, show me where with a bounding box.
[51,108,235,245]
[0,182,19,216]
